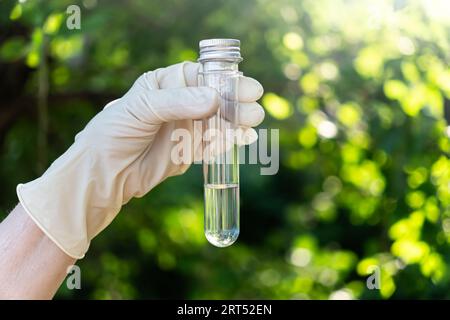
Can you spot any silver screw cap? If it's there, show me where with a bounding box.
[198,38,243,62]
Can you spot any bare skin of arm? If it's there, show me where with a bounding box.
[0,203,75,299]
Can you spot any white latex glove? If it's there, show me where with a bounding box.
[16,62,264,259]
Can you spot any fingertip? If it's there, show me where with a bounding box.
[239,77,264,102]
[183,61,200,87]
[253,103,265,125]
[237,127,258,146]
[253,79,264,99]
[239,102,265,127]
[199,87,220,118]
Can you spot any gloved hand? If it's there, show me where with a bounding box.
[16,62,264,259]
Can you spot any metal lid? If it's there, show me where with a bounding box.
[198,38,243,62]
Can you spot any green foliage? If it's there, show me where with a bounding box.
[0,0,449,299]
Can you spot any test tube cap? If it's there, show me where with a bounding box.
[198,38,242,62]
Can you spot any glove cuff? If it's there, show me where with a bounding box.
[17,183,87,259]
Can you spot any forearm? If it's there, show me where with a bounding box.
[0,203,75,299]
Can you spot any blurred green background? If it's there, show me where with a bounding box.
[0,0,449,299]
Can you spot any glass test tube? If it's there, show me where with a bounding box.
[198,39,242,247]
